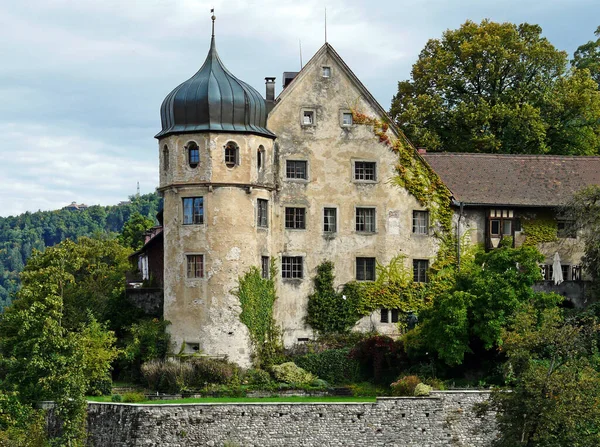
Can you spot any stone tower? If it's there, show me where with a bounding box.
[155,17,276,367]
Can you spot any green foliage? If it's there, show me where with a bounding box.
[522,216,558,246]
[270,362,315,386]
[413,382,432,396]
[572,26,600,87]
[0,392,47,446]
[118,212,154,251]
[294,348,361,385]
[121,318,171,381]
[110,394,123,403]
[349,335,407,383]
[490,306,600,446]
[234,264,283,368]
[243,369,274,388]
[390,375,422,396]
[412,245,562,366]
[390,19,600,155]
[306,262,360,334]
[122,392,146,403]
[0,193,161,310]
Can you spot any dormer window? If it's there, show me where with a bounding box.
[225,141,239,168]
[187,142,199,168]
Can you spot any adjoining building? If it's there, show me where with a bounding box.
[146,18,600,366]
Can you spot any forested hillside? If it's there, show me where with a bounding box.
[0,193,161,309]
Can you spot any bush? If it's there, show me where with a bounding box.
[348,382,389,397]
[294,348,361,385]
[110,394,123,402]
[190,357,239,385]
[423,377,446,390]
[270,362,315,386]
[141,359,194,393]
[391,375,421,396]
[122,392,145,403]
[349,335,407,383]
[414,383,432,396]
[87,377,113,396]
[244,368,274,388]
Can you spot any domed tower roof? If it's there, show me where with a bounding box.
[156,24,275,139]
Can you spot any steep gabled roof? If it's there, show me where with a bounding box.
[423,153,600,207]
[270,43,398,137]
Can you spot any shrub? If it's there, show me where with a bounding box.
[110,394,123,402]
[141,359,194,393]
[348,382,389,397]
[423,377,446,390]
[190,357,239,386]
[270,362,315,386]
[244,369,273,388]
[87,377,113,396]
[391,375,421,396]
[294,348,361,385]
[349,335,407,383]
[122,392,145,403]
[414,383,432,396]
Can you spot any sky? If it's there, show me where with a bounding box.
[1,0,598,217]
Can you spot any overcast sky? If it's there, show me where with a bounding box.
[1,0,598,217]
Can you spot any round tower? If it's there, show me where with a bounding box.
[156,16,276,366]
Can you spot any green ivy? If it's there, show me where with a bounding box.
[522,216,558,246]
[234,262,283,368]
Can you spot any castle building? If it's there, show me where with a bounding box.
[154,19,600,366]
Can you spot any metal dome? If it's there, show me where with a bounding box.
[156,36,275,139]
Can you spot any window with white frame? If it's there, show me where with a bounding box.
[186,254,204,278]
[412,211,429,235]
[183,197,204,225]
[342,112,353,126]
[354,161,376,181]
[356,257,376,281]
[323,208,337,233]
[282,256,303,279]
[285,207,306,229]
[257,199,268,228]
[356,207,376,233]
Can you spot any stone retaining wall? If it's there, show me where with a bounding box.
[82,391,496,446]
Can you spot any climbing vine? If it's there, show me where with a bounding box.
[234,262,283,368]
[521,216,558,246]
[352,109,453,234]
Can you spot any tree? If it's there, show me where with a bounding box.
[572,26,600,87]
[118,212,154,251]
[391,20,600,155]
[489,306,600,446]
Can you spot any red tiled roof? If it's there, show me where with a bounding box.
[422,153,600,206]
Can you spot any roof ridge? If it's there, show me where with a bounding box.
[423,152,600,159]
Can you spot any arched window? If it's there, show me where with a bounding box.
[163,145,169,171]
[224,141,239,168]
[257,145,265,172]
[187,141,199,168]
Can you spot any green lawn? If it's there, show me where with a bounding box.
[87,396,376,404]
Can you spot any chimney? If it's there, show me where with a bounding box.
[265,77,276,114]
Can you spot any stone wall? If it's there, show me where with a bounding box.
[83,391,496,446]
[126,288,163,317]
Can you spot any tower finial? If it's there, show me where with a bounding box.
[211,8,216,37]
[324,7,327,43]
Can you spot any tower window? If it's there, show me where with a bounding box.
[187,142,199,168]
[163,145,169,171]
[285,207,306,229]
[225,142,239,168]
[183,197,204,225]
[257,199,268,228]
[187,254,204,278]
[257,145,265,172]
[302,110,315,126]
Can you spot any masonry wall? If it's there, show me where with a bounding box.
[82,391,496,447]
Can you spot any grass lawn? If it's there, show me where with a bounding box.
[87,396,376,404]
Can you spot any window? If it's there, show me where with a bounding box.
[282,256,303,279]
[380,309,399,323]
[322,66,331,77]
[489,209,513,237]
[261,256,270,279]
[561,264,570,281]
[225,141,239,168]
[286,160,307,180]
[285,207,306,229]
[356,257,376,281]
[257,146,265,172]
[163,145,169,171]
[186,255,204,278]
[183,197,204,225]
[302,110,314,125]
[354,162,376,181]
[356,207,376,233]
[412,211,429,235]
[323,208,337,233]
[257,199,268,228]
[342,112,353,126]
[413,259,429,283]
[557,220,576,238]
[187,142,199,168]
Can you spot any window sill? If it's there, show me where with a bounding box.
[353,180,378,184]
[411,233,430,237]
[284,178,309,183]
[356,231,377,235]
[282,278,304,283]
